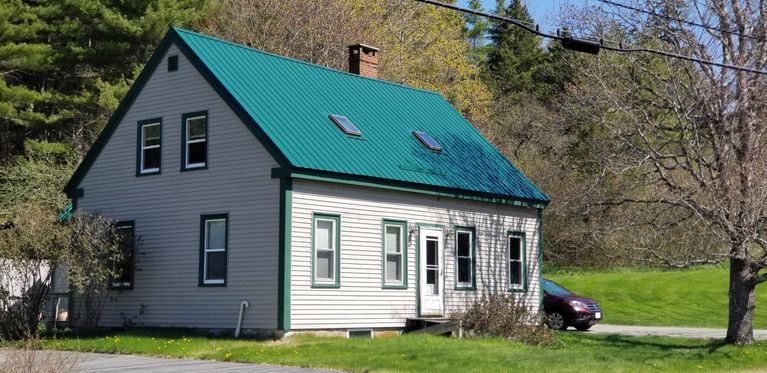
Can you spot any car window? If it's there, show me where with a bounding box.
[542,278,573,297]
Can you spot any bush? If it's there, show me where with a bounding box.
[0,204,124,340]
[451,293,557,346]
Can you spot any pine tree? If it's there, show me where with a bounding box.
[0,0,209,160]
[463,0,489,65]
[484,0,544,99]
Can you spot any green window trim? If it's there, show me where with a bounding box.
[454,226,476,290]
[507,231,527,292]
[181,111,209,172]
[136,118,162,176]
[110,221,135,290]
[381,219,408,289]
[311,213,341,288]
[199,214,229,287]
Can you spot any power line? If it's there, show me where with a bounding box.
[597,0,767,43]
[414,0,767,76]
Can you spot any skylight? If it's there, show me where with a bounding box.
[329,114,362,136]
[413,131,442,151]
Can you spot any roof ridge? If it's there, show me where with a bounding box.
[172,27,442,97]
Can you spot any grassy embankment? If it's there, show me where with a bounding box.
[548,265,767,328]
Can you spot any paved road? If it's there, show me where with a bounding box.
[0,349,340,372]
[589,323,767,340]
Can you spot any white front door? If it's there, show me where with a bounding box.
[420,228,444,316]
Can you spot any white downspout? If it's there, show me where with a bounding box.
[235,301,249,338]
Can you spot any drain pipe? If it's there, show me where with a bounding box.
[235,301,249,338]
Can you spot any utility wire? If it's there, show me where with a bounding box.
[597,0,767,43]
[414,0,767,76]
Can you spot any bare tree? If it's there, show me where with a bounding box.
[564,0,767,344]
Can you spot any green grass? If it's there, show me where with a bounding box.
[23,329,767,372]
[548,265,767,328]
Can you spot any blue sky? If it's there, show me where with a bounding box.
[457,0,569,29]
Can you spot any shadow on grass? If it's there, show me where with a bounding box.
[568,332,730,352]
[44,327,278,342]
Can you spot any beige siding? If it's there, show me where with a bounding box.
[290,179,541,330]
[76,44,280,330]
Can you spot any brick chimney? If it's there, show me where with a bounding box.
[348,44,379,78]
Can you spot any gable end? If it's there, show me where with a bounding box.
[64,27,291,196]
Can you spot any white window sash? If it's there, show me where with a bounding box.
[140,123,161,173]
[508,236,523,287]
[384,224,404,285]
[456,231,473,287]
[203,219,226,284]
[185,116,207,168]
[314,219,337,283]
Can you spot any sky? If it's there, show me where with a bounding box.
[457,0,571,29]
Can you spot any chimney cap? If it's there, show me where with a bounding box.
[347,43,380,53]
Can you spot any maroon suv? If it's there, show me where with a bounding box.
[542,277,602,331]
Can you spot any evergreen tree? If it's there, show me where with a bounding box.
[0,0,208,160]
[463,0,489,65]
[484,0,544,99]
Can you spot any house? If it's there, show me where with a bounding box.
[63,27,549,336]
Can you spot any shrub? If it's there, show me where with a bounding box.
[451,293,557,345]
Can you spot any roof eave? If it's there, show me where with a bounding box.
[272,167,549,209]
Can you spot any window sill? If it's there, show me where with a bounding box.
[181,164,207,172]
[382,283,407,289]
[199,281,226,287]
[455,285,476,291]
[136,170,161,177]
[507,286,527,293]
[311,282,340,289]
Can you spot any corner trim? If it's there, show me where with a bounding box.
[277,178,292,330]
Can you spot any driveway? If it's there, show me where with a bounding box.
[589,324,767,340]
[0,349,340,372]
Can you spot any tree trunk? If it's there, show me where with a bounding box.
[726,256,756,344]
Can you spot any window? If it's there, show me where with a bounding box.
[413,130,442,151]
[329,114,362,136]
[455,227,475,290]
[167,55,178,72]
[312,214,340,287]
[508,232,526,291]
[137,119,162,175]
[111,221,135,289]
[382,220,407,288]
[200,214,228,286]
[182,111,208,170]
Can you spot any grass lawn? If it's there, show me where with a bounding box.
[24,329,767,372]
[548,265,767,328]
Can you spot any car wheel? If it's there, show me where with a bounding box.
[575,325,591,331]
[547,312,567,330]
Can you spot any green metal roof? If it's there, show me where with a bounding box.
[65,28,548,206]
[175,28,547,205]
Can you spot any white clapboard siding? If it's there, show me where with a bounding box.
[290,179,541,330]
[76,43,281,330]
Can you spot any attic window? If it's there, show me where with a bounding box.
[413,131,442,152]
[168,55,178,72]
[329,114,362,136]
